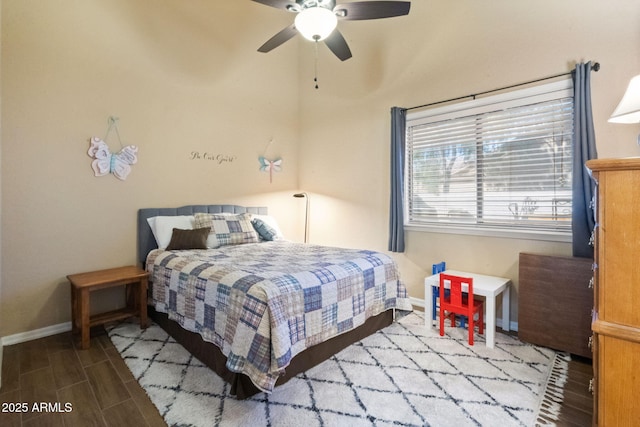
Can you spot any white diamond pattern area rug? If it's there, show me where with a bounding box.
[108,312,568,427]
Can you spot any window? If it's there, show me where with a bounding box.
[405,80,574,241]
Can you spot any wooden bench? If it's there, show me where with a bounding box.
[68,266,149,349]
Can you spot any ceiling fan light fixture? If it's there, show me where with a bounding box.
[294,7,337,41]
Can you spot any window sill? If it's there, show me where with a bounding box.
[404,223,572,243]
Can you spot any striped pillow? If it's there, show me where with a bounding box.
[252,218,279,241]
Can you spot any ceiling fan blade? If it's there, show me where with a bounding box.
[258,24,298,53]
[324,30,352,61]
[251,0,299,11]
[334,1,411,20]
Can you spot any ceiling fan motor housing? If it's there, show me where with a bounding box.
[290,0,337,12]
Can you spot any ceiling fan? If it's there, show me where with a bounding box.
[253,0,411,61]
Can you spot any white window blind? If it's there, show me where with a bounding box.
[406,80,574,237]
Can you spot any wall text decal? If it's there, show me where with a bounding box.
[190,151,237,165]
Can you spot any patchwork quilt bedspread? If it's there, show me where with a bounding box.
[146,241,412,393]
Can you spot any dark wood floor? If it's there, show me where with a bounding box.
[0,324,593,426]
[552,355,594,427]
[0,326,166,427]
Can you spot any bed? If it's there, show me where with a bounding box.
[138,204,412,398]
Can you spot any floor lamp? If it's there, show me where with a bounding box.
[293,192,309,243]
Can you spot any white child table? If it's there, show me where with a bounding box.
[425,270,511,348]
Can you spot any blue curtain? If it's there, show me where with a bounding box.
[572,62,598,258]
[388,107,407,252]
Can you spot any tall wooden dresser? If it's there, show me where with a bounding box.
[586,158,640,426]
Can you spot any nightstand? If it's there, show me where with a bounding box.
[68,265,149,349]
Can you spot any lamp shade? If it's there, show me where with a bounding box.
[609,74,640,124]
[295,7,337,41]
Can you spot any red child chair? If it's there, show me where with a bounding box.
[439,274,484,345]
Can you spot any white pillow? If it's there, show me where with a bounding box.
[147,215,195,249]
[252,214,284,240]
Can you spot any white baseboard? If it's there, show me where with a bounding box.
[1,321,72,346]
[409,296,519,332]
[0,296,518,348]
[409,296,426,309]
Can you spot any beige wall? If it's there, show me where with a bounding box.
[297,0,640,320]
[2,0,640,337]
[0,0,302,336]
[0,0,3,380]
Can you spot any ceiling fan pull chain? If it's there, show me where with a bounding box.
[314,40,320,90]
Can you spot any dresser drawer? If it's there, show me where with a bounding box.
[595,332,640,426]
[595,168,640,327]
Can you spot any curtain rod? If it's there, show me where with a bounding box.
[406,61,600,112]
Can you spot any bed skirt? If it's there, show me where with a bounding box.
[148,306,394,399]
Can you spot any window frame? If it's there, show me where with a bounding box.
[404,79,574,243]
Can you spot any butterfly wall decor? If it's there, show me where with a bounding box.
[88,137,138,181]
[259,156,282,183]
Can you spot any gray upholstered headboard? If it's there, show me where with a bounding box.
[137,204,268,266]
